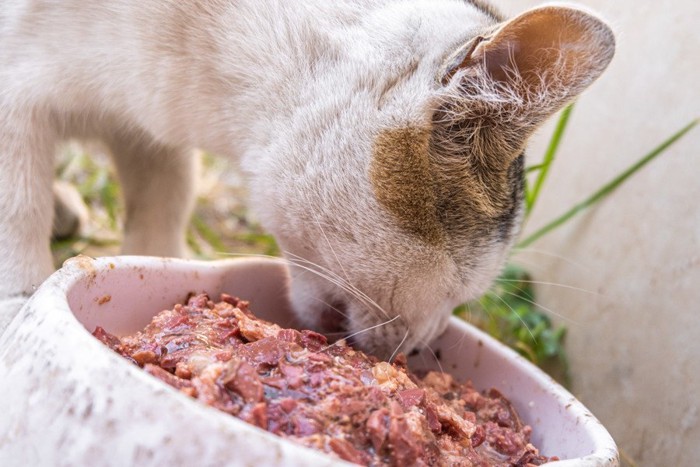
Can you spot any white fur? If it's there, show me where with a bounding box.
[0,0,613,357]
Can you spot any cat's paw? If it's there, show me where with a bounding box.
[53,180,89,239]
[0,295,29,337]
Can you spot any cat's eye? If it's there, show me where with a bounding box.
[440,35,487,85]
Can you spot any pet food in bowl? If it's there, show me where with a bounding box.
[93,292,556,466]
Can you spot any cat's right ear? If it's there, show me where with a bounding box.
[440,5,615,115]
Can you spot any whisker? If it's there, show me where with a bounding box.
[494,278,601,297]
[342,315,400,343]
[320,315,400,353]
[502,258,549,275]
[284,250,391,320]
[278,251,381,316]
[465,300,474,322]
[218,251,284,261]
[484,290,537,343]
[308,295,352,321]
[511,247,594,273]
[496,288,579,325]
[283,251,374,308]
[218,251,379,317]
[286,258,366,303]
[413,336,446,375]
[389,328,410,363]
[425,343,445,375]
[315,218,351,290]
[323,331,352,337]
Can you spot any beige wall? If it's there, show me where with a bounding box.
[502,0,700,465]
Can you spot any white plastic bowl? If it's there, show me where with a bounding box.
[0,256,618,466]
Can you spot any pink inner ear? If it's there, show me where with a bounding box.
[471,7,614,91]
[477,37,521,84]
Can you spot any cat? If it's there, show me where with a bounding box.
[0,0,614,358]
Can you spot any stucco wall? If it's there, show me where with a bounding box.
[502,1,699,465]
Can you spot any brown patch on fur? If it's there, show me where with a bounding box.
[370,128,443,245]
[371,125,523,249]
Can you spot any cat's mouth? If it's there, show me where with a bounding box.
[316,300,411,357]
[316,301,367,349]
[318,301,351,341]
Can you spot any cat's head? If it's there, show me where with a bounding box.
[251,3,615,358]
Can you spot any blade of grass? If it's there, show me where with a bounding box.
[526,103,575,215]
[525,163,546,174]
[519,118,698,248]
[186,229,204,256]
[191,214,228,253]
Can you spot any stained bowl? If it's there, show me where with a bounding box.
[0,255,618,466]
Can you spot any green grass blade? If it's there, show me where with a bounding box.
[518,118,698,248]
[525,163,546,174]
[525,103,575,215]
[192,214,228,253]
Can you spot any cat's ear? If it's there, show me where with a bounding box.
[443,5,615,96]
[436,5,615,165]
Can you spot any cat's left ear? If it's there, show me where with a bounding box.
[436,5,615,165]
[441,4,615,112]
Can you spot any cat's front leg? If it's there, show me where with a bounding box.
[0,108,57,335]
[105,131,197,258]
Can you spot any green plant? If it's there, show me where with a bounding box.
[454,263,571,382]
[459,105,698,384]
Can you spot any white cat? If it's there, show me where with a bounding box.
[0,0,614,357]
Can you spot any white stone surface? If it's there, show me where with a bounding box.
[504,1,700,465]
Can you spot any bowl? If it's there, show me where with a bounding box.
[0,256,618,466]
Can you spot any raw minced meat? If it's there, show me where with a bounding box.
[93,293,557,466]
